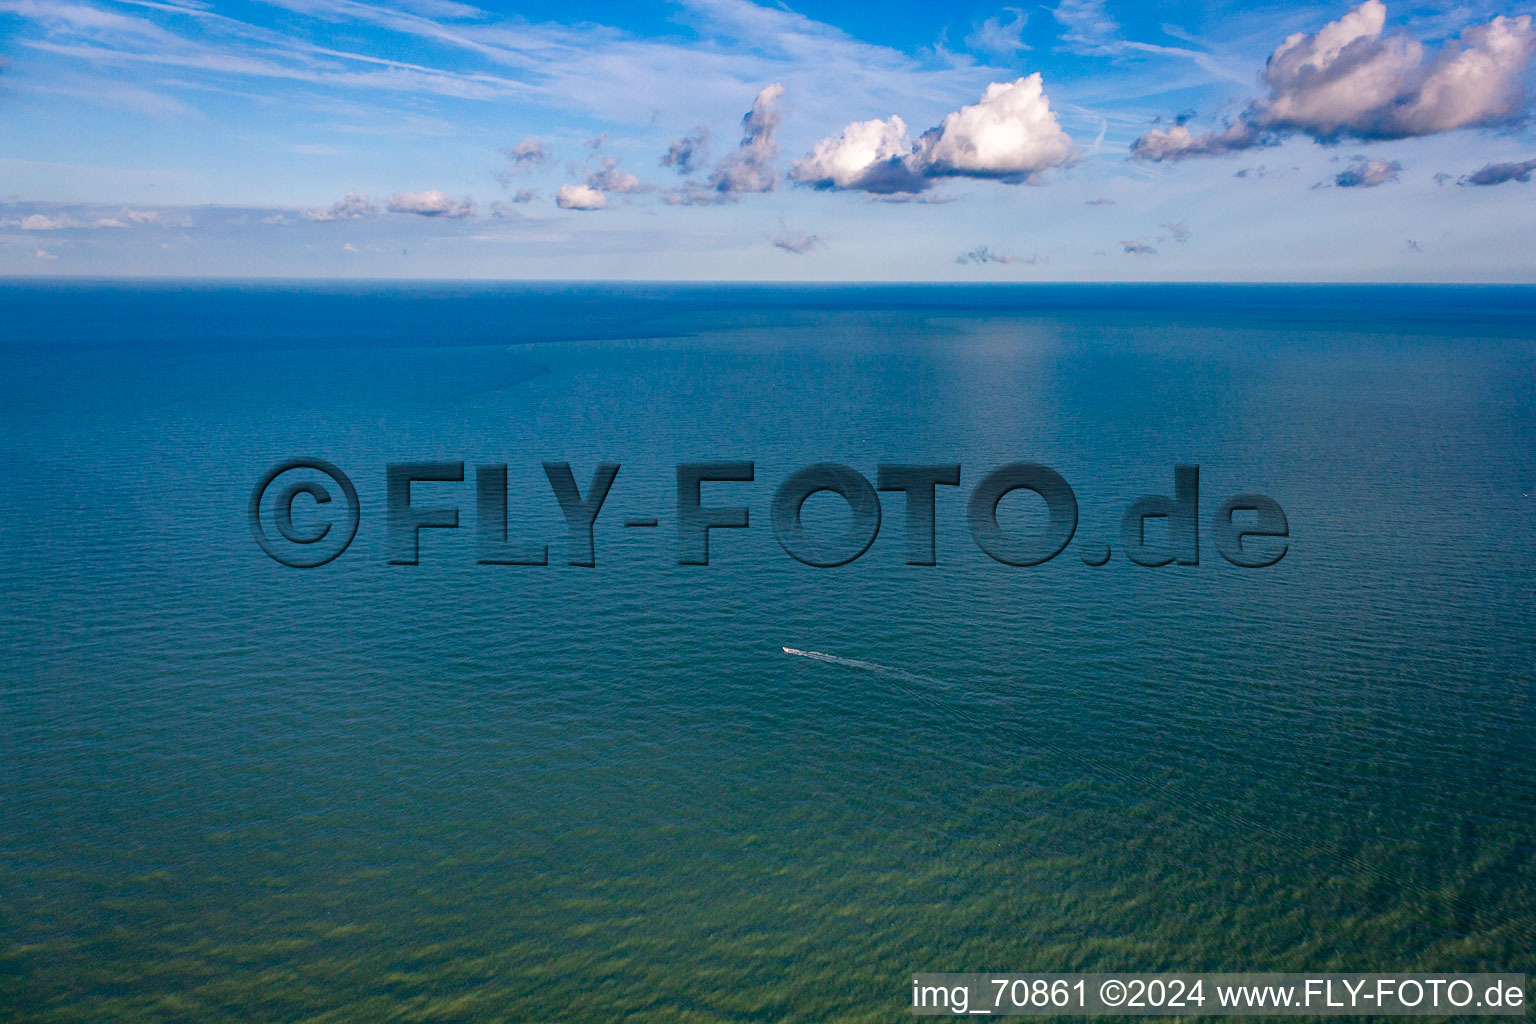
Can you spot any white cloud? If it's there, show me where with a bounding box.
[586,155,643,193]
[506,138,547,166]
[917,75,1072,178]
[555,183,606,210]
[1334,158,1401,187]
[1256,0,1418,139]
[791,75,1073,193]
[307,189,376,221]
[385,189,476,217]
[661,126,710,175]
[708,83,785,194]
[34,248,58,260]
[12,207,170,229]
[1130,121,1257,161]
[1133,2,1536,159]
[116,207,160,225]
[790,115,920,192]
[1398,16,1536,135]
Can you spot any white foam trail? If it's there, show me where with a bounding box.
[781,646,948,689]
[781,651,1307,847]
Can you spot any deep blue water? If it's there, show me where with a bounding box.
[2,282,1534,1022]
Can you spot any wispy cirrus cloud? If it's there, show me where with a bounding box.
[1049,0,1248,84]
[0,0,1053,141]
[966,8,1029,59]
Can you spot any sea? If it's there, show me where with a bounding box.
[1,282,1533,1021]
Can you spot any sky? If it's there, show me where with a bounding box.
[0,0,1534,280]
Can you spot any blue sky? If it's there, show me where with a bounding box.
[1,0,1533,279]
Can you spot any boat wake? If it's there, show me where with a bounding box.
[780,646,949,689]
[779,649,1304,849]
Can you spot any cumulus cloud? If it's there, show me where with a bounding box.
[498,140,549,187]
[556,184,606,210]
[1335,158,1402,187]
[922,76,1073,178]
[1122,241,1157,255]
[511,188,539,203]
[1131,1,1536,160]
[708,83,785,194]
[657,105,774,204]
[662,126,710,176]
[791,114,925,193]
[506,138,548,167]
[967,8,1030,58]
[1459,157,1536,185]
[386,190,476,217]
[772,230,822,254]
[34,249,57,261]
[12,208,173,230]
[586,155,643,193]
[1130,121,1257,160]
[307,189,376,221]
[791,75,1073,194]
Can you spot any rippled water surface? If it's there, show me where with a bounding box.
[2,283,1534,1021]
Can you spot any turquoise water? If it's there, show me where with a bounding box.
[2,283,1534,1021]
